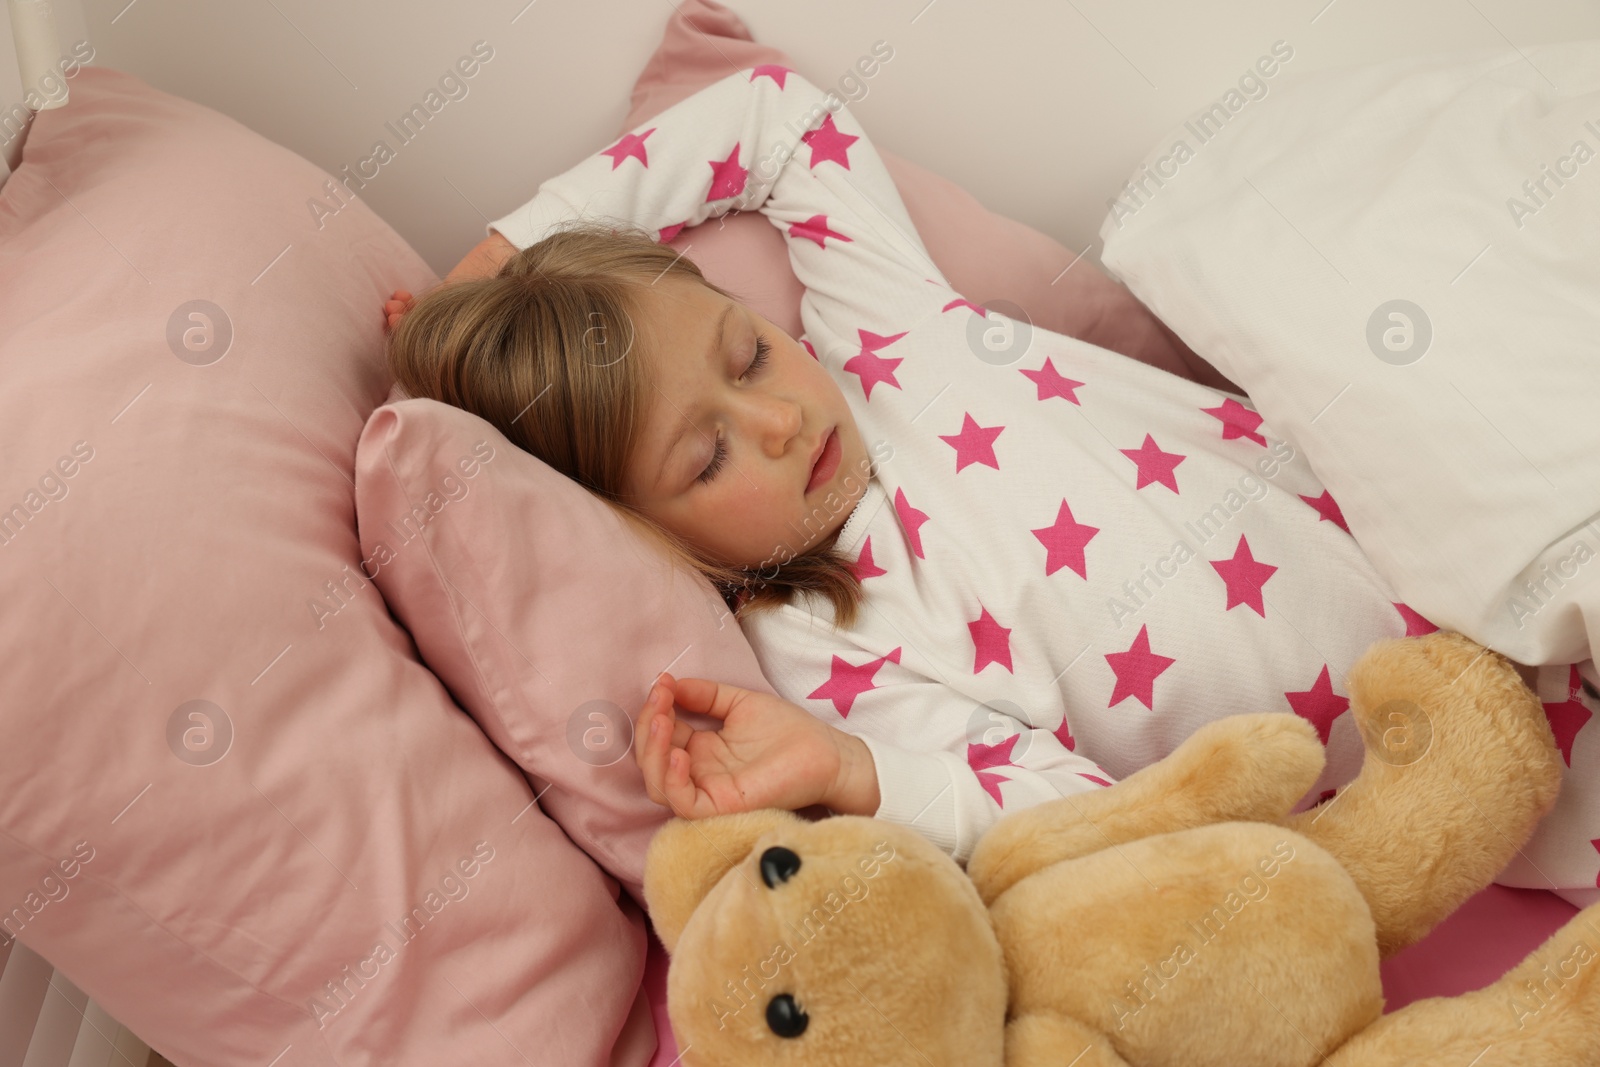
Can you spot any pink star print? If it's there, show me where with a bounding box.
[1392,602,1439,636]
[1052,715,1076,752]
[1201,397,1267,447]
[894,487,930,560]
[975,769,1011,805]
[1105,625,1176,711]
[749,64,792,88]
[658,222,686,243]
[1121,434,1186,494]
[968,733,1019,805]
[1020,358,1085,405]
[705,144,748,202]
[1209,535,1278,617]
[1543,665,1593,767]
[789,214,851,248]
[801,338,818,360]
[807,646,903,718]
[968,733,1019,772]
[969,606,1014,673]
[801,113,859,169]
[1079,772,1113,787]
[843,329,908,400]
[850,536,887,581]
[939,413,1004,473]
[1286,665,1348,745]
[1032,500,1099,579]
[942,297,988,317]
[601,128,654,169]
[1299,490,1350,534]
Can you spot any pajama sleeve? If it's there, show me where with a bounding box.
[860,710,1116,867]
[744,603,1117,867]
[486,66,942,336]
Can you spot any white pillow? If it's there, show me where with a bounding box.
[1099,40,1600,673]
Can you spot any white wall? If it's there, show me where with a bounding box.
[69,0,1600,277]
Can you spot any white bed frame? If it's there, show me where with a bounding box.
[1,0,67,179]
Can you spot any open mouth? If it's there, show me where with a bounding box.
[807,427,840,493]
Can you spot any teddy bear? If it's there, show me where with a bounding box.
[642,630,1600,1066]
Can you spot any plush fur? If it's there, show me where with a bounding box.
[644,631,1599,1066]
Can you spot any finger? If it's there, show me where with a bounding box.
[668,676,745,721]
[638,704,677,809]
[653,685,680,759]
[646,725,697,818]
[633,684,664,768]
[663,748,704,819]
[654,672,694,734]
[633,682,670,766]
[670,717,694,749]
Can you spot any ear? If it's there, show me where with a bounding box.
[643,809,807,954]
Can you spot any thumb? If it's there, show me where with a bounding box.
[666,676,744,721]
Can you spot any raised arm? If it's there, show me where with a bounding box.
[485,66,939,338]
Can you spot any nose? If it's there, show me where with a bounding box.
[760,846,801,887]
[742,390,802,459]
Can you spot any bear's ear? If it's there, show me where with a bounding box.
[643,809,807,953]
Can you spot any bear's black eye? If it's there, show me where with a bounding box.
[766,993,809,1038]
[759,846,801,888]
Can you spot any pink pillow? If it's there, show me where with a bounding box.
[354,399,779,903]
[0,66,656,1066]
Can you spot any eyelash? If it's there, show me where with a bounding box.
[696,336,773,485]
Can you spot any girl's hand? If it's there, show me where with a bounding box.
[633,672,880,820]
[385,234,516,335]
[383,289,414,333]
[443,231,517,285]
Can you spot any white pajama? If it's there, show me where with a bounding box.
[488,66,1600,902]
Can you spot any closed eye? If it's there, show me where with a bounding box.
[743,335,772,380]
[696,435,728,484]
[696,335,773,485]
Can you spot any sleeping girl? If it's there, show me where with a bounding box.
[382,66,1571,868]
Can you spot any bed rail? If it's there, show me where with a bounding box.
[7,0,66,109]
[2,0,65,176]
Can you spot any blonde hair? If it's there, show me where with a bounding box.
[386,219,865,628]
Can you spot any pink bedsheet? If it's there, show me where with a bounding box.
[1379,884,1578,1008]
[641,883,1577,1061]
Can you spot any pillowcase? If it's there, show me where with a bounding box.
[1098,40,1600,669]
[1096,40,1600,904]
[0,65,657,1067]
[354,399,778,904]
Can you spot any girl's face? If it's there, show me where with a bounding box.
[620,276,870,571]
